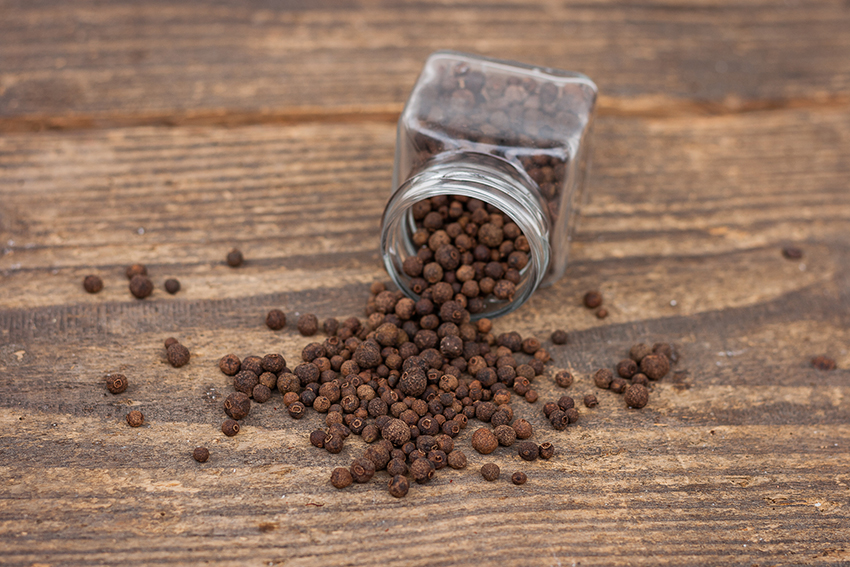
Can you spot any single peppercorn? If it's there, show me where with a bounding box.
[126,410,144,427]
[624,383,649,408]
[83,275,103,294]
[539,442,555,460]
[388,475,410,498]
[386,458,408,477]
[350,457,376,483]
[330,467,353,489]
[551,329,568,345]
[629,343,653,363]
[447,450,467,469]
[125,264,147,279]
[652,342,674,361]
[616,359,638,379]
[517,440,539,462]
[640,354,670,380]
[218,354,241,376]
[226,248,243,267]
[583,290,603,308]
[554,370,573,388]
[596,308,609,319]
[192,447,210,463]
[325,434,345,454]
[594,368,613,389]
[512,419,533,440]
[166,343,190,368]
[221,419,240,437]
[262,353,286,374]
[409,457,434,484]
[164,278,181,294]
[266,309,287,330]
[480,463,500,481]
[129,275,153,299]
[164,337,179,349]
[811,355,836,371]
[583,394,598,408]
[632,373,650,387]
[471,427,498,454]
[297,313,319,336]
[105,374,128,394]
[610,378,628,394]
[511,471,527,485]
[223,392,251,420]
[253,384,272,403]
[493,424,517,447]
[233,370,259,396]
[287,401,306,419]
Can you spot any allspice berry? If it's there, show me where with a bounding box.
[511,471,527,485]
[593,368,613,389]
[480,463,500,481]
[381,418,411,447]
[409,457,434,484]
[223,392,251,420]
[388,475,410,498]
[83,275,103,294]
[350,457,376,483]
[624,384,649,409]
[493,424,517,447]
[640,354,670,380]
[583,394,598,408]
[253,384,272,403]
[330,467,353,489]
[517,440,539,461]
[629,343,653,363]
[219,354,241,376]
[616,359,638,379]
[539,442,555,460]
[297,313,319,336]
[266,309,286,330]
[512,418,533,440]
[126,410,144,427]
[129,274,153,299]
[226,248,243,267]
[221,419,240,437]
[811,355,836,371]
[471,427,498,454]
[583,290,603,308]
[551,329,568,345]
[166,343,190,368]
[105,374,128,394]
[192,447,210,463]
[554,370,573,388]
[164,278,181,295]
[125,264,147,279]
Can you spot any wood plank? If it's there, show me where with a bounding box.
[1,107,849,564]
[2,0,850,130]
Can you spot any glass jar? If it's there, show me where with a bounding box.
[381,50,597,319]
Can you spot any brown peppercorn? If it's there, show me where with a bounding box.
[126,410,144,427]
[511,471,527,485]
[409,457,434,484]
[554,370,573,388]
[297,313,319,336]
[129,275,153,299]
[164,278,181,295]
[105,374,128,394]
[309,430,327,448]
[226,248,243,267]
[551,329,568,345]
[594,368,613,389]
[125,264,147,279]
[221,419,240,437]
[471,427,499,454]
[610,377,628,394]
[219,354,241,376]
[596,308,608,319]
[517,441,539,461]
[287,401,306,419]
[539,442,555,460]
[166,343,190,368]
[629,343,653,363]
[782,246,803,260]
[266,309,286,330]
[388,474,410,498]
[652,342,674,360]
[233,370,259,395]
[165,337,180,349]
[616,359,638,379]
[192,447,210,463]
[223,392,251,420]
[83,275,103,294]
[447,450,467,469]
[386,458,408,477]
[382,418,412,446]
[624,383,649,408]
[583,290,602,308]
[330,467,353,489]
[631,373,650,387]
[640,354,670,380]
[512,418,533,439]
[480,463,500,481]
[583,394,598,408]
[253,384,272,403]
[493,424,517,447]
[350,457,376,483]
[325,434,345,454]
[811,355,836,371]
[261,353,286,374]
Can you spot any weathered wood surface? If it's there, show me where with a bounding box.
[1,1,850,566]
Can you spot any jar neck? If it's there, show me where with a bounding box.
[381,151,551,319]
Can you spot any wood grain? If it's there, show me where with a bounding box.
[2,0,850,130]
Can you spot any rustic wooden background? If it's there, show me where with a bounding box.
[1,1,849,565]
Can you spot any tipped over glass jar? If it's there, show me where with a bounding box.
[381,51,597,319]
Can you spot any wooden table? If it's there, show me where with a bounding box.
[2,2,849,565]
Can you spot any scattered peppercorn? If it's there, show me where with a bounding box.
[583,290,603,308]
[125,264,147,279]
[583,394,598,408]
[471,427,499,454]
[640,354,670,380]
[517,441,539,461]
[594,368,613,389]
[219,354,241,376]
[105,374,128,394]
[624,383,649,408]
[512,419,533,439]
[596,308,608,319]
[164,278,181,294]
[330,467,353,489]
[129,275,153,299]
[480,463,500,481]
[538,442,555,460]
[629,343,652,363]
[297,313,319,336]
[83,275,103,294]
[350,457,376,483]
[192,447,210,463]
[554,370,573,388]
[447,450,467,469]
[811,355,836,371]
[164,337,179,349]
[616,359,638,379]
[511,471,527,485]
[610,377,628,394]
[223,392,251,420]
[266,309,287,330]
[221,419,240,437]
[126,410,144,427]
[551,329,568,345]
[226,249,243,267]
[388,475,410,498]
[166,343,190,368]
[410,458,434,484]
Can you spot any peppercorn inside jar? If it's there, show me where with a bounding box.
[381,51,597,319]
